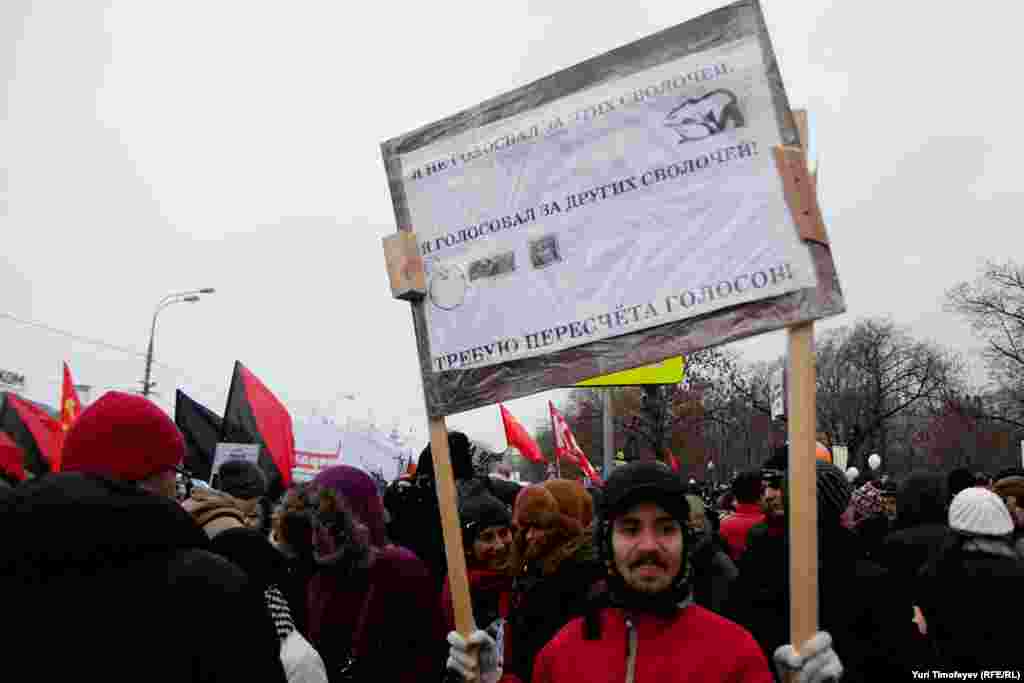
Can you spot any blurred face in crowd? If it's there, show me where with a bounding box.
[761,477,785,520]
[881,494,897,520]
[142,468,178,500]
[686,496,707,536]
[522,520,558,560]
[1005,496,1024,528]
[471,524,513,571]
[612,502,684,594]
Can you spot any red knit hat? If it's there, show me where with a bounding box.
[62,391,185,482]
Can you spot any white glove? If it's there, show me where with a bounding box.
[773,631,843,683]
[446,630,498,683]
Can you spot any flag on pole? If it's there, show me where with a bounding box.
[0,392,60,475]
[500,404,545,464]
[221,361,297,492]
[550,401,602,485]
[664,448,681,473]
[53,362,83,472]
[175,390,223,482]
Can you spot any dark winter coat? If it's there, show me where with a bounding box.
[917,536,1024,670]
[689,530,738,615]
[504,547,604,683]
[307,544,447,682]
[727,519,921,681]
[1,473,287,683]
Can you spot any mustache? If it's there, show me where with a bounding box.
[629,553,668,570]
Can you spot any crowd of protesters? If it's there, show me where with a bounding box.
[3,391,1022,681]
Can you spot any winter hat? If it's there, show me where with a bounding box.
[62,391,184,482]
[949,487,1014,537]
[513,484,560,530]
[313,465,387,547]
[460,492,512,547]
[993,475,1024,503]
[541,479,590,535]
[600,461,689,526]
[216,460,267,500]
[417,431,475,481]
[816,460,852,524]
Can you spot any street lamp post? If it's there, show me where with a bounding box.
[142,288,215,397]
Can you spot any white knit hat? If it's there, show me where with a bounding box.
[949,487,1014,537]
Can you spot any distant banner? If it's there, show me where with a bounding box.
[212,443,260,478]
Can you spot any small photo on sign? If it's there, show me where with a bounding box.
[530,235,561,269]
[468,251,516,282]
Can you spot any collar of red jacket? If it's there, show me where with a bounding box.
[733,503,763,515]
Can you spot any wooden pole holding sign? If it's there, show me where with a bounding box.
[429,417,478,637]
[383,232,477,638]
[775,109,827,669]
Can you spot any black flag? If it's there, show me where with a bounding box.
[175,390,223,482]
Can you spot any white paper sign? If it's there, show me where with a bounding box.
[212,443,261,477]
[400,37,817,373]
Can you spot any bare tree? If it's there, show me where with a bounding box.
[814,317,963,469]
[946,260,1024,427]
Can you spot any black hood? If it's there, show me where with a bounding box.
[2,472,209,582]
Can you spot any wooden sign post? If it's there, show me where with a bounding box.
[383,232,478,638]
[776,109,827,669]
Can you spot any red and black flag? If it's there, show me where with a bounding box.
[0,430,26,484]
[221,361,296,494]
[0,392,60,476]
[175,389,223,482]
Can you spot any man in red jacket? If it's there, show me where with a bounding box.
[449,462,842,683]
[718,468,766,561]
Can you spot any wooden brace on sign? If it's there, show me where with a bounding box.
[774,146,829,247]
[382,232,427,301]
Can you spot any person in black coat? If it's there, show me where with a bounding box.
[877,471,951,606]
[2,472,287,683]
[917,487,1024,670]
[727,461,919,681]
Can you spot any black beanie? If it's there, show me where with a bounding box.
[417,431,475,481]
[216,461,268,500]
[460,492,512,546]
[601,461,689,525]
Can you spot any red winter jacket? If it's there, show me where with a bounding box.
[718,503,765,561]
[532,604,773,683]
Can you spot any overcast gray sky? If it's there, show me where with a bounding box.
[3,0,1022,452]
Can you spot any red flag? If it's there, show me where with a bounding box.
[500,404,545,464]
[550,402,602,485]
[664,448,680,473]
[55,362,83,471]
[0,393,60,475]
[222,362,297,489]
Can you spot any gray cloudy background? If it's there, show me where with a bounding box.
[2,0,1021,452]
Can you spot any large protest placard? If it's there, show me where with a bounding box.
[383,1,843,417]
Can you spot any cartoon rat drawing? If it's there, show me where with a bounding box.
[664,89,744,143]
